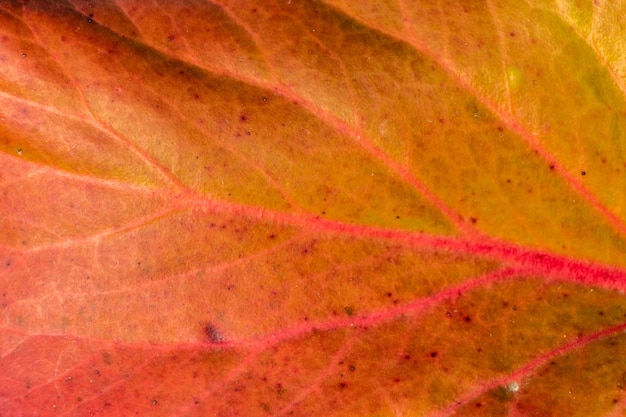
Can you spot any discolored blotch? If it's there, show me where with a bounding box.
[203,323,224,343]
[101,351,113,365]
[344,306,353,316]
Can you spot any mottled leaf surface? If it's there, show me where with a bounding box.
[1,1,626,416]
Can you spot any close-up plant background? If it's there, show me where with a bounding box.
[1,1,626,416]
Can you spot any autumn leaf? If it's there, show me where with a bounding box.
[1,1,626,416]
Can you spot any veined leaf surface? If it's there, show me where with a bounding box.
[1,1,626,416]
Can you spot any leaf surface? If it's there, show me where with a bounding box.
[1,1,626,416]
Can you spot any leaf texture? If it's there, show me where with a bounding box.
[1,1,626,416]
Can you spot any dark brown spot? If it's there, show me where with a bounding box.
[464,316,472,322]
[349,365,356,372]
[240,114,247,122]
[549,164,555,170]
[470,217,477,224]
[430,351,438,358]
[581,171,586,176]
[203,323,223,343]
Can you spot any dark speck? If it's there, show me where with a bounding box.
[152,399,158,406]
[549,164,555,170]
[581,171,586,176]
[470,217,477,224]
[203,323,223,343]
[430,351,438,358]
[349,365,355,372]
[464,316,472,322]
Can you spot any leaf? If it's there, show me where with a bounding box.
[1,1,625,416]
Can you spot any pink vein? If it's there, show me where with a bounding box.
[0,151,164,196]
[337,0,626,240]
[427,320,626,417]
[22,203,188,253]
[115,0,473,236]
[19,20,190,192]
[178,195,626,291]
[275,335,357,417]
[197,267,594,349]
[175,349,262,417]
[0,91,180,191]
